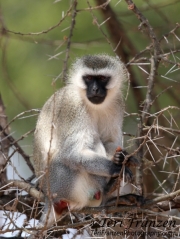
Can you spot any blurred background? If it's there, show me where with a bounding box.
[0,0,180,191]
[1,1,180,237]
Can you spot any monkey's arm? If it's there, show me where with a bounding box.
[62,149,133,180]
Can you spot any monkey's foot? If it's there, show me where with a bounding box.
[113,147,140,167]
[123,166,133,181]
[106,194,144,207]
[105,167,133,195]
[117,194,144,206]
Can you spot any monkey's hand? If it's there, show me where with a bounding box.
[113,147,140,167]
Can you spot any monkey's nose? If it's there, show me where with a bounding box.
[92,86,100,95]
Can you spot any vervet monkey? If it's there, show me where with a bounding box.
[33,54,141,229]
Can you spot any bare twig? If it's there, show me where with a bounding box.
[0,95,9,189]
[125,0,163,198]
[4,6,72,36]
[0,125,34,173]
[77,0,110,12]
[62,0,77,81]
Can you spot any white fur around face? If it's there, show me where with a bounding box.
[68,54,128,89]
[69,66,125,90]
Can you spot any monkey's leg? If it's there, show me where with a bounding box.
[104,174,144,206]
[104,148,143,207]
[104,165,133,195]
[104,176,119,195]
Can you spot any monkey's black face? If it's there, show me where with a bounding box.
[83,75,110,104]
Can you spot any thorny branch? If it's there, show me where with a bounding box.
[62,0,77,81]
[1,0,180,237]
[4,6,73,36]
[0,125,34,173]
[0,95,9,189]
[124,0,163,197]
[2,180,180,219]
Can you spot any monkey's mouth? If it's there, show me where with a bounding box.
[88,96,105,104]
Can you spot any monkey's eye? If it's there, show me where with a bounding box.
[98,75,109,82]
[83,75,92,81]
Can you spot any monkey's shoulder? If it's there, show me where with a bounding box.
[38,86,87,125]
[45,85,83,107]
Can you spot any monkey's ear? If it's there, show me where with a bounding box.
[113,147,140,167]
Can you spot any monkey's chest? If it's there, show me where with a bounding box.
[98,120,117,141]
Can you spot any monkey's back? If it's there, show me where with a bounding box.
[33,85,90,179]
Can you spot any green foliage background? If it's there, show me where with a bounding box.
[0,0,180,154]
